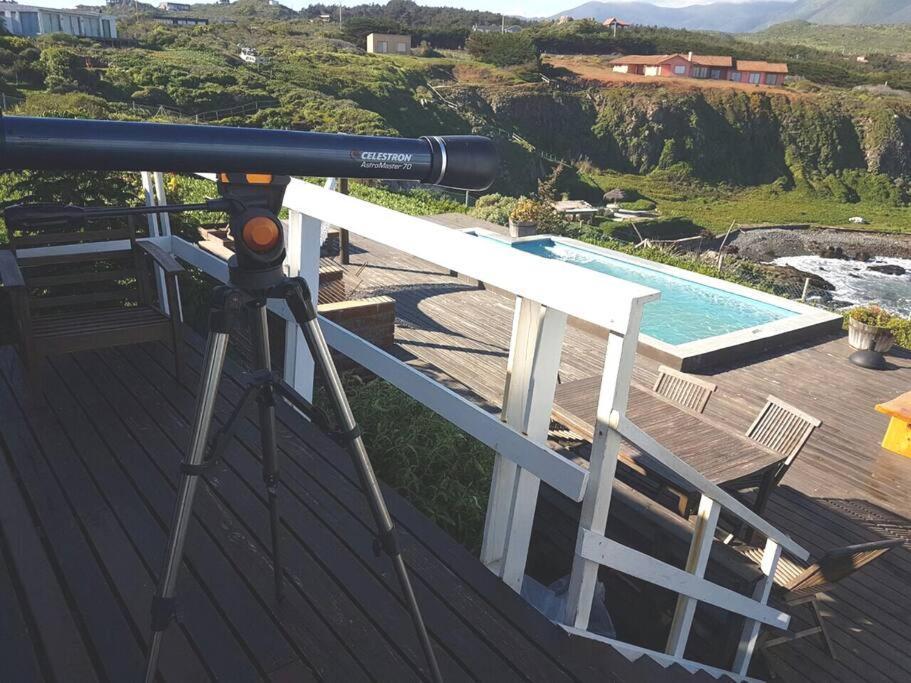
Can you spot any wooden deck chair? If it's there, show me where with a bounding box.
[737,539,903,661]
[1,214,184,388]
[746,396,821,495]
[652,364,717,414]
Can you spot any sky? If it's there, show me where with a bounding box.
[22,0,785,19]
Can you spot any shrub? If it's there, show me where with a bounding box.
[618,199,657,211]
[316,375,494,551]
[466,32,537,67]
[469,193,517,225]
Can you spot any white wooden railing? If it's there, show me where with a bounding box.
[133,172,807,680]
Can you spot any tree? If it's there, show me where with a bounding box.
[466,32,537,67]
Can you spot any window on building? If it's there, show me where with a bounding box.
[20,11,39,36]
[396,41,407,53]
[378,41,387,53]
[749,72,761,84]
[766,74,778,86]
[710,69,722,80]
[692,66,709,78]
[673,65,686,75]
[102,19,111,38]
[730,71,741,82]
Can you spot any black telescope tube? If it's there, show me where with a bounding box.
[0,115,498,191]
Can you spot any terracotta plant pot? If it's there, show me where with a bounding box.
[508,218,537,238]
[848,317,895,353]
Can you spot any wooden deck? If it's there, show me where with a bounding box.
[342,232,911,683]
[0,337,695,682]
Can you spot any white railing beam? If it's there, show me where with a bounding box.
[665,495,721,657]
[579,531,789,629]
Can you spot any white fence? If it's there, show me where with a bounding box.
[131,172,808,680]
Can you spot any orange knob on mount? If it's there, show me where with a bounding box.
[242,215,281,253]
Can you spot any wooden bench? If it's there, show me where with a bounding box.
[1,215,183,387]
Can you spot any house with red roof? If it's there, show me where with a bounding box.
[602,17,632,36]
[609,52,788,86]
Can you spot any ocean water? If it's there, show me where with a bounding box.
[773,255,911,316]
[498,238,796,345]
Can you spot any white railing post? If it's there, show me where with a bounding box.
[733,538,782,676]
[282,209,321,399]
[483,298,566,591]
[141,171,183,320]
[481,298,559,570]
[563,300,645,629]
[665,495,721,657]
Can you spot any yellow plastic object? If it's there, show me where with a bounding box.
[881,417,911,458]
[876,392,911,458]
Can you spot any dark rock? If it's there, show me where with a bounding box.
[819,246,849,260]
[868,264,906,276]
[752,263,836,291]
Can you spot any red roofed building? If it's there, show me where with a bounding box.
[608,53,788,86]
[602,16,631,36]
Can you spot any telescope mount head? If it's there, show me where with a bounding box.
[217,173,291,292]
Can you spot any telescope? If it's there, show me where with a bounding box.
[0,114,494,682]
[0,114,498,190]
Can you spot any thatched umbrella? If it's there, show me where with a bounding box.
[603,188,628,203]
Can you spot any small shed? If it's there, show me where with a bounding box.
[367,33,411,55]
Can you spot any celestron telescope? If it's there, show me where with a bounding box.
[0,115,498,683]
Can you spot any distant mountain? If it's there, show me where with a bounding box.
[785,0,911,25]
[553,0,911,32]
[553,2,794,32]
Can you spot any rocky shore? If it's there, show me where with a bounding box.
[727,227,911,262]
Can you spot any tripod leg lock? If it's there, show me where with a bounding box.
[150,594,177,632]
[180,460,217,476]
[373,527,401,558]
[334,424,363,445]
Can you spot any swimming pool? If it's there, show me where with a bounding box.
[471,232,842,370]
[509,239,796,345]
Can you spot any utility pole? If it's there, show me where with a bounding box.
[501,15,505,33]
[338,4,342,25]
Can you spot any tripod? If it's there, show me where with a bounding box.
[144,275,443,683]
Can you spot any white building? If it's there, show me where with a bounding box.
[158,2,191,11]
[366,33,410,55]
[0,3,117,39]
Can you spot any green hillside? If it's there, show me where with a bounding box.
[0,9,910,235]
[746,21,911,56]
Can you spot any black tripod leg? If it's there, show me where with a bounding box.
[282,278,444,683]
[145,287,242,683]
[250,300,284,600]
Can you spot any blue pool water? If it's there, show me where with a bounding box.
[494,238,796,345]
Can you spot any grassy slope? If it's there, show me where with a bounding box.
[590,171,911,234]
[744,20,911,56]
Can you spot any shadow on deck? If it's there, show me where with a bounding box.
[0,336,699,682]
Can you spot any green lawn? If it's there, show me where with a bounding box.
[589,171,911,234]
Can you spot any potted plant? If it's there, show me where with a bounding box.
[508,198,541,238]
[847,305,895,353]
